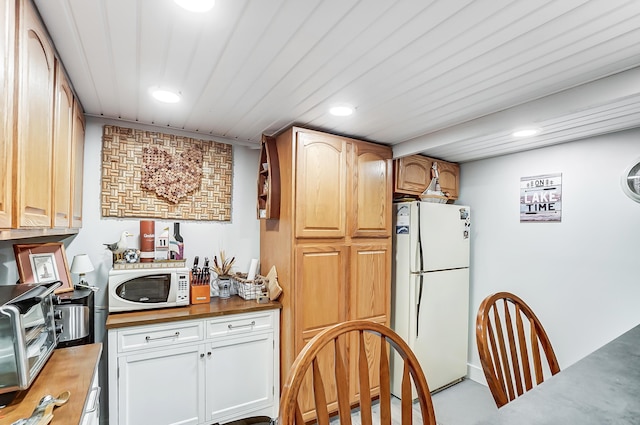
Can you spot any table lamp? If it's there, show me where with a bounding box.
[70,254,98,291]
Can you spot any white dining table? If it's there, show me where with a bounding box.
[473,323,640,424]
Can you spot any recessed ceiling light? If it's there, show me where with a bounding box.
[329,104,354,117]
[512,128,541,138]
[174,0,215,12]
[151,89,181,103]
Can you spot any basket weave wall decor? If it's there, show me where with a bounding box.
[101,125,232,221]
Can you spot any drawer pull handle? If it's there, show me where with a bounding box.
[228,320,256,330]
[146,331,180,342]
[85,386,101,413]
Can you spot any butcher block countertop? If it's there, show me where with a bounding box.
[0,343,102,425]
[106,296,282,330]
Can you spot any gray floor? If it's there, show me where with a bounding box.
[328,379,497,425]
[431,379,497,425]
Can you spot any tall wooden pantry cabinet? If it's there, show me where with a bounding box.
[260,127,392,420]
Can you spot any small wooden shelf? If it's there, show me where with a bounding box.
[257,135,280,219]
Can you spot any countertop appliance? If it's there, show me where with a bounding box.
[0,281,61,404]
[391,201,471,395]
[108,266,190,312]
[54,288,95,348]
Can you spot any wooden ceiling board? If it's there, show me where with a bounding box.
[33,0,640,162]
[224,0,410,140]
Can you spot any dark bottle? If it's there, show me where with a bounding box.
[172,223,184,260]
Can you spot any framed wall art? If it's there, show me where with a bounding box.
[29,253,60,283]
[13,242,74,293]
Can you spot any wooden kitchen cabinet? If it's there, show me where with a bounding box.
[0,0,85,237]
[295,130,348,238]
[0,0,15,229]
[260,126,392,421]
[15,0,55,228]
[351,142,393,237]
[108,309,280,425]
[71,97,86,228]
[348,241,391,401]
[394,154,460,200]
[53,60,74,228]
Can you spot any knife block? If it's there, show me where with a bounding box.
[189,272,210,305]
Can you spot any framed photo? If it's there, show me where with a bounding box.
[13,242,73,293]
[29,253,60,283]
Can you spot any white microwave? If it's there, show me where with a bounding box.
[108,267,190,313]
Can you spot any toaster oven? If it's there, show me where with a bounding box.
[0,281,60,400]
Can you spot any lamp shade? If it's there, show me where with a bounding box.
[70,254,95,275]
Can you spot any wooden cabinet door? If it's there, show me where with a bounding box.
[438,160,460,199]
[71,98,85,228]
[295,130,347,238]
[394,155,431,195]
[350,141,392,238]
[0,0,15,228]
[118,344,205,425]
[350,241,391,323]
[295,244,348,344]
[294,244,347,419]
[349,241,391,401]
[52,61,73,228]
[16,0,55,227]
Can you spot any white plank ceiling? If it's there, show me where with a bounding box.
[34,0,640,162]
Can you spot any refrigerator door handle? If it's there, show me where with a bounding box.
[415,202,425,338]
[416,273,424,338]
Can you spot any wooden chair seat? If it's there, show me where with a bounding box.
[476,292,560,408]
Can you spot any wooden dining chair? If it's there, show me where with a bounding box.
[476,292,560,408]
[277,320,437,425]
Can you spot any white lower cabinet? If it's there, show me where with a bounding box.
[118,344,205,424]
[81,365,101,425]
[108,309,280,425]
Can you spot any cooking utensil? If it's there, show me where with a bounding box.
[11,391,70,425]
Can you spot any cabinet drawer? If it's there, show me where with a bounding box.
[117,321,203,353]
[206,312,274,339]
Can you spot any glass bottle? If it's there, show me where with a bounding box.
[172,223,184,260]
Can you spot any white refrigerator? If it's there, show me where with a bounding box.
[391,201,471,396]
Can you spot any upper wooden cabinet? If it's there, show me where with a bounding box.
[0,0,85,237]
[53,60,73,228]
[294,129,392,239]
[71,97,85,228]
[15,0,56,228]
[0,0,16,229]
[350,142,392,238]
[394,154,460,200]
[295,130,348,238]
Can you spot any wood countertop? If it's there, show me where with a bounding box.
[0,343,102,424]
[106,296,282,330]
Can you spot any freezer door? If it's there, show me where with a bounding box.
[418,203,470,271]
[412,268,469,392]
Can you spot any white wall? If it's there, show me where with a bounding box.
[459,128,640,383]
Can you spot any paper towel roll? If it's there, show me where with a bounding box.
[247,259,259,280]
